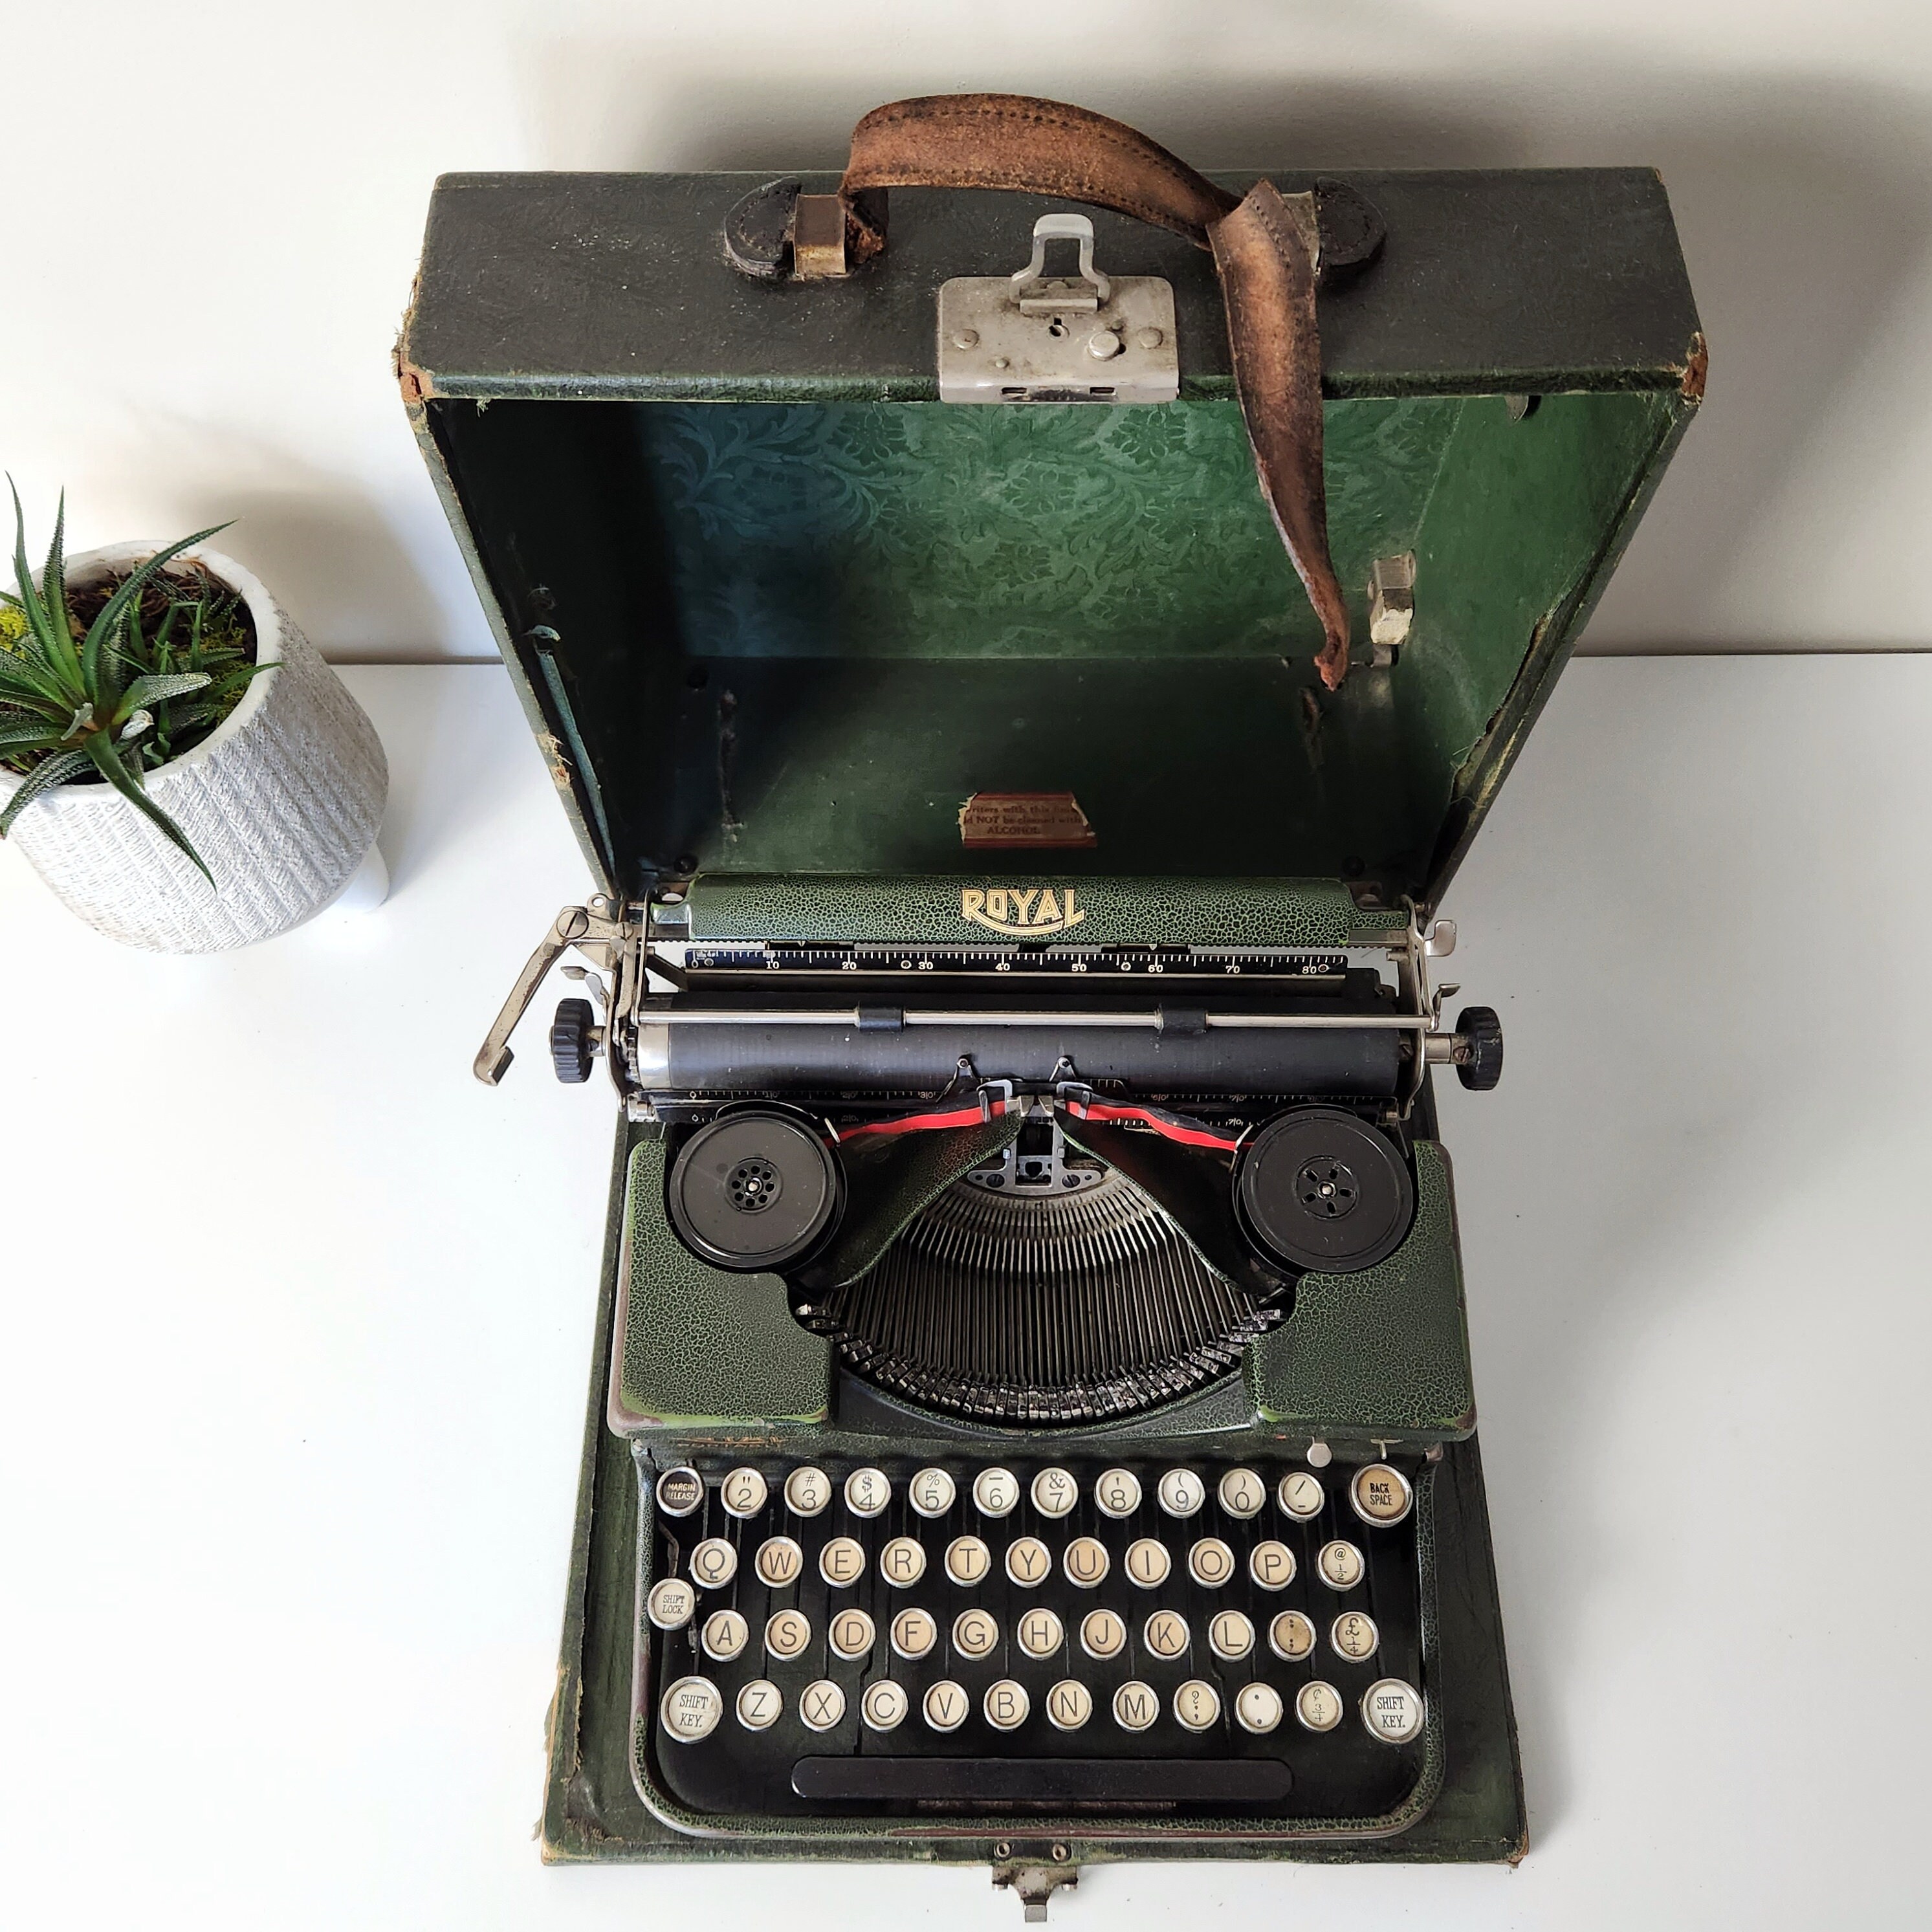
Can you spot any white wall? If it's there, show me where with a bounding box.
[5,1,1929,659]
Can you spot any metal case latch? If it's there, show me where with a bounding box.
[938,213,1178,404]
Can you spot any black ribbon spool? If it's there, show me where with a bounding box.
[667,1110,843,1272]
[1235,1106,1414,1274]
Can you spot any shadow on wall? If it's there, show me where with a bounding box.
[512,19,1932,653]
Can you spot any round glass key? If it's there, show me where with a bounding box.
[1046,1680,1093,1731]
[1249,1540,1297,1592]
[819,1537,866,1588]
[908,1467,956,1518]
[983,1680,1029,1732]
[844,1467,890,1519]
[701,1608,749,1662]
[1157,1468,1206,1518]
[1332,1610,1379,1662]
[1031,1467,1079,1518]
[923,1681,969,1732]
[1188,1537,1236,1587]
[1063,1537,1110,1588]
[659,1675,722,1741]
[1269,1609,1317,1662]
[655,1467,703,1519]
[1113,1681,1159,1731]
[719,1466,767,1518]
[1005,1536,1051,1588]
[1018,1607,1064,1658]
[688,1538,737,1589]
[755,1535,804,1588]
[1143,1610,1189,1660]
[1296,1680,1345,1733]
[1236,1682,1284,1735]
[1094,1467,1143,1519]
[945,1535,991,1586]
[1209,1609,1255,1662]
[646,1577,696,1630]
[1362,1678,1425,1744]
[973,1467,1020,1518]
[892,1606,938,1660]
[1081,1608,1127,1661]
[952,1608,1000,1660]
[764,1608,811,1660]
[1125,1538,1171,1588]
[1350,1462,1414,1528]
[799,1680,846,1733]
[1317,1539,1365,1591]
[1278,1471,1324,1521]
[735,1679,781,1730]
[1173,1679,1221,1733]
[879,1536,927,1587]
[1218,1467,1267,1519]
[828,1608,875,1660]
[861,1680,908,1731]
[784,1466,832,1517]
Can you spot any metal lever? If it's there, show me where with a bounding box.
[474,901,631,1085]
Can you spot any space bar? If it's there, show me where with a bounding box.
[792,1755,1291,1805]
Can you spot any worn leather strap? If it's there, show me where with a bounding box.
[838,94,1352,688]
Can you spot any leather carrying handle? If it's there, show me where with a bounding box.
[834,94,1352,690]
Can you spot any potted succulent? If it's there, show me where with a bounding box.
[0,490,387,950]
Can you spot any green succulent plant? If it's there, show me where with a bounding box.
[0,485,274,884]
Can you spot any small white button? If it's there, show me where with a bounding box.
[659,1674,723,1740]
[1218,1467,1266,1519]
[655,1467,703,1518]
[983,1679,1030,1731]
[1317,1540,1365,1591]
[819,1536,866,1587]
[1249,1540,1297,1592]
[719,1466,768,1518]
[735,1678,781,1730]
[923,1680,970,1731]
[829,1607,875,1659]
[1269,1609,1316,1662]
[844,1467,890,1519]
[647,1577,696,1630]
[879,1536,927,1587]
[1125,1538,1171,1588]
[1236,1682,1284,1735]
[1350,1462,1414,1528]
[1113,1680,1160,1731]
[1031,1467,1079,1518]
[799,1679,846,1733]
[1173,1679,1221,1733]
[1018,1607,1064,1658]
[861,1680,909,1731]
[1188,1537,1236,1588]
[1081,1608,1127,1660]
[1157,1468,1206,1518]
[892,1606,938,1660]
[1005,1536,1052,1587]
[1332,1610,1379,1662]
[1094,1467,1143,1519]
[1306,1441,1334,1469]
[1209,1609,1255,1662]
[1362,1677,1425,1744]
[973,1467,1021,1517]
[764,1608,811,1660]
[945,1535,992,1586]
[1143,1610,1189,1660]
[1297,1680,1345,1732]
[689,1537,737,1590]
[908,1467,956,1518]
[1278,1471,1324,1520]
[1046,1679,1093,1731]
[953,1607,1000,1660]
[754,1535,804,1588]
[784,1466,832,1517]
[701,1608,749,1662]
[1063,1537,1110,1588]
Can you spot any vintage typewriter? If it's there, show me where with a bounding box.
[402,94,1701,1904]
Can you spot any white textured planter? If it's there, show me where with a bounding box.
[0,543,387,952]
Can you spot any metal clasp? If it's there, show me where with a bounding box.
[1010,212,1110,312]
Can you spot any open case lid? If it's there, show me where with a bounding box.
[400,159,1700,916]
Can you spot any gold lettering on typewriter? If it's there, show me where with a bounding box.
[960,884,1088,938]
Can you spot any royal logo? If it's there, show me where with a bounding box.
[960,885,1086,938]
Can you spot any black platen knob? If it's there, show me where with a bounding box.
[1454,1005,1504,1091]
[550,997,596,1083]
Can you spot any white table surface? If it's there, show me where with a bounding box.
[3,659,1927,1929]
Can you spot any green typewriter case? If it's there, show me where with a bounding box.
[401,154,1700,1894]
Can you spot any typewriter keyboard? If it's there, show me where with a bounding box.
[639,1454,1429,1821]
